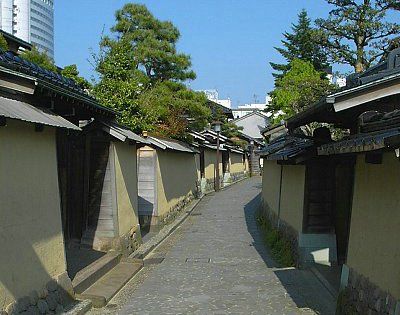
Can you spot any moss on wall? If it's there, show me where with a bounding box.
[0,120,66,307]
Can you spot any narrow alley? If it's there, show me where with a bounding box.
[89,177,336,315]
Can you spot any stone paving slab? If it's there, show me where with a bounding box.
[89,177,336,315]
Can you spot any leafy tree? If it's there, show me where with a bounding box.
[270,9,329,78]
[316,0,400,73]
[0,34,8,51]
[20,46,57,72]
[210,106,246,147]
[103,3,195,83]
[268,59,336,125]
[93,4,210,138]
[61,64,91,89]
[138,82,211,139]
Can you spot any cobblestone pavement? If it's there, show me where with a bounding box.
[89,177,336,315]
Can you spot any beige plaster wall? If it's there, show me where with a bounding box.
[0,120,66,307]
[245,154,249,172]
[156,150,197,217]
[230,152,245,173]
[204,148,223,180]
[280,165,305,233]
[347,152,400,299]
[113,141,139,236]
[262,160,282,215]
[262,161,305,232]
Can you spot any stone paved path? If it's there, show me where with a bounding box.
[90,177,336,315]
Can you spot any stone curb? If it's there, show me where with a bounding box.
[63,299,92,315]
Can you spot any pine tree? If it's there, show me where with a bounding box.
[270,10,328,79]
[316,0,400,73]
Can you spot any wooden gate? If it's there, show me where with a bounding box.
[138,147,157,217]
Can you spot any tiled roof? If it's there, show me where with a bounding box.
[318,109,400,155]
[146,136,197,153]
[0,51,114,115]
[0,96,80,130]
[100,121,147,144]
[258,135,314,161]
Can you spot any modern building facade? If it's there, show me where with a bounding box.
[0,0,54,58]
[199,89,232,109]
[232,96,271,119]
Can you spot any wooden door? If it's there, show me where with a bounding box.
[138,148,157,217]
[303,158,336,234]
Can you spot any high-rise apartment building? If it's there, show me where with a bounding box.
[0,0,54,58]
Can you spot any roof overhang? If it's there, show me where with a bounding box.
[145,136,197,153]
[262,123,287,137]
[318,128,400,155]
[0,96,81,130]
[0,66,116,117]
[99,121,146,144]
[328,73,400,113]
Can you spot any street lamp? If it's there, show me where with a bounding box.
[212,121,222,191]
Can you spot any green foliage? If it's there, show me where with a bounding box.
[270,9,329,79]
[20,46,57,72]
[93,3,208,138]
[0,34,8,51]
[137,81,211,139]
[268,59,336,123]
[336,289,358,315]
[256,214,295,267]
[209,106,247,147]
[316,0,400,73]
[61,64,91,89]
[105,3,195,83]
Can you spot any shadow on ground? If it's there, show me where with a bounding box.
[244,185,336,315]
[66,246,106,280]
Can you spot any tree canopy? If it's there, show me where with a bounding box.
[61,64,92,90]
[270,9,329,79]
[268,59,335,123]
[316,0,400,72]
[20,46,57,72]
[0,34,8,51]
[93,3,210,139]
[104,3,195,83]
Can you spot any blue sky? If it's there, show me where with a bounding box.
[55,0,335,107]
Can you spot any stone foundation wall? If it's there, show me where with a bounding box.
[112,226,142,256]
[201,178,215,194]
[230,171,247,182]
[158,193,194,226]
[1,272,74,315]
[89,226,142,256]
[337,268,398,315]
[261,202,300,266]
[139,193,194,230]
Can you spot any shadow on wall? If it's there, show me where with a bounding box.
[0,215,73,310]
[243,192,336,315]
[0,122,73,310]
[158,151,198,208]
[116,143,138,232]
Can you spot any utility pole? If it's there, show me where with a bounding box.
[212,121,222,191]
